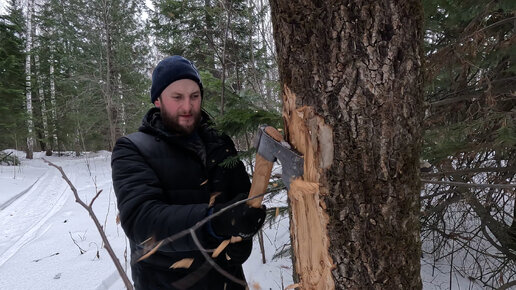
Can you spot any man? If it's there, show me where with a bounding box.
[112,55,266,289]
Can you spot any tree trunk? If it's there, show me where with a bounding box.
[270,1,424,289]
[101,0,120,150]
[117,73,127,136]
[35,52,51,156]
[49,46,59,153]
[25,0,35,159]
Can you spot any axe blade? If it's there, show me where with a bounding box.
[254,125,304,189]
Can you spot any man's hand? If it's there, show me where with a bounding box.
[224,239,253,265]
[209,193,266,239]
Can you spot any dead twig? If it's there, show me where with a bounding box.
[69,231,86,254]
[43,159,133,290]
[135,190,274,261]
[190,229,247,286]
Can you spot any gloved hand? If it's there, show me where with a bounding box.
[223,239,253,265]
[209,193,266,240]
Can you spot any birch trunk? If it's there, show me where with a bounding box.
[117,73,126,136]
[270,1,424,288]
[24,0,34,159]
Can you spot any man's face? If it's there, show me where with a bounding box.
[154,79,202,135]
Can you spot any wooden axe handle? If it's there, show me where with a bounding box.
[247,126,283,208]
[214,126,284,258]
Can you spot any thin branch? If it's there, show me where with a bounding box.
[89,189,103,208]
[43,159,133,290]
[421,179,516,189]
[497,280,516,290]
[134,190,274,261]
[68,231,86,254]
[190,229,247,286]
[421,167,516,178]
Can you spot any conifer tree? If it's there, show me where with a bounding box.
[0,0,25,149]
[420,0,515,287]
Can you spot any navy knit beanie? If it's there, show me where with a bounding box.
[150,55,203,103]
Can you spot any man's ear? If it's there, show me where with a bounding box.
[154,97,161,108]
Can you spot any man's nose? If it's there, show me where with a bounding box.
[184,97,194,110]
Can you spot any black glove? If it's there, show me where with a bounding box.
[209,193,266,240]
[223,239,253,265]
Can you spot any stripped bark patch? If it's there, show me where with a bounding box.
[282,86,335,289]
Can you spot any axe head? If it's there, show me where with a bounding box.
[254,125,304,189]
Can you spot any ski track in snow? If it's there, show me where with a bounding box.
[0,173,44,211]
[0,160,73,267]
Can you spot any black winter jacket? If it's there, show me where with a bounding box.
[112,108,251,289]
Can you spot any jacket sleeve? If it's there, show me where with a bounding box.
[111,136,214,252]
[211,134,251,200]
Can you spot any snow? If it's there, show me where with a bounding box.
[0,150,482,289]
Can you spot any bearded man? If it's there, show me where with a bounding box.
[111,56,265,290]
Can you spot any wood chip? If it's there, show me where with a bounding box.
[209,192,221,207]
[170,258,194,269]
[212,239,230,258]
[137,240,163,262]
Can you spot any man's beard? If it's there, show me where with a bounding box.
[160,107,201,135]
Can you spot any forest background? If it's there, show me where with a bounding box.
[0,0,514,289]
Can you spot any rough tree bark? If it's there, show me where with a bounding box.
[49,45,59,153]
[100,0,121,150]
[24,0,35,159]
[35,52,51,156]
[269,1,424,289]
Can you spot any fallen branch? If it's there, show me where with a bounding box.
[43,159,133,290]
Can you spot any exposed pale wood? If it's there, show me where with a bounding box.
[282,87,335,289]
[285,283,301,289]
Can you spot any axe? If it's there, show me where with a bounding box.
[212,125,304,259]
[247,125,304,207]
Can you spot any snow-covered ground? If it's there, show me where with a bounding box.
[0,150,292,289]
[0,150,480,289]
